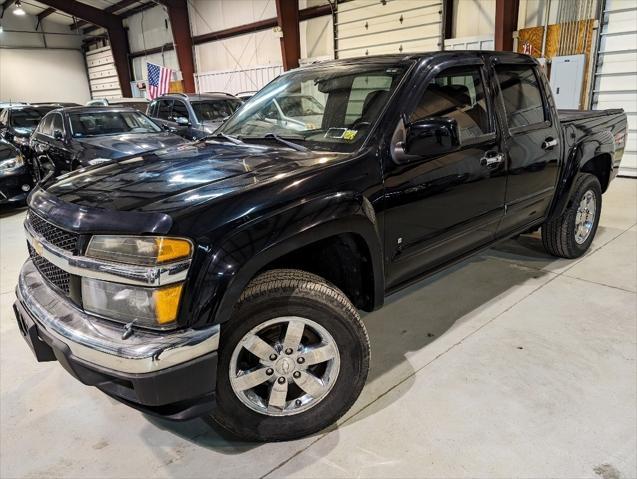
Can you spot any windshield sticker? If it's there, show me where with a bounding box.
[342,129,358,141]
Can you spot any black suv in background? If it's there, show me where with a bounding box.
[0,105,58,156]
[30,106,186,178]
[148,92,242,140]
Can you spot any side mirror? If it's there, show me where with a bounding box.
[175,116,190,126]
[53,129,64,141]
[403,117,460,157]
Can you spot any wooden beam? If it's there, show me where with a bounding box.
[159,0,195,93]
[276,0,301,70]
[495,0,519,51]
[37,0,132,96]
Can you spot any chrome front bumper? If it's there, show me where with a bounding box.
[16,259,220,374]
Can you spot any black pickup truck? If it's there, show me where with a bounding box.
[14,52,627,442]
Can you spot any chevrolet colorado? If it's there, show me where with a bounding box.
[14,52,627,442]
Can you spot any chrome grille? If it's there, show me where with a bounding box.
[27,211,79,253]
[27,243,71,295]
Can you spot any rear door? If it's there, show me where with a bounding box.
[490,61,561,235]
[384,60,507,289]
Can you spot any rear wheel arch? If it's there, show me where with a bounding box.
[580,153,612,193]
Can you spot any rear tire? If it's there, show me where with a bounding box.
[211,269,370,442]
[541,173,602,258]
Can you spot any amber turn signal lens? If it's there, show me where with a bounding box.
[156,238,192,264]
[153,283,184,324]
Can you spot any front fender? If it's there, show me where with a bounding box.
[185,191,383,327]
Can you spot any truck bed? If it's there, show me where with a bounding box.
[558,108,625,124]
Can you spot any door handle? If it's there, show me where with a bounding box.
[542,137,558,150]
[480,152,505,168]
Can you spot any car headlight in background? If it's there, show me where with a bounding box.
[86,236,192,266]
[0,156,25,172]
[81,278,184,328]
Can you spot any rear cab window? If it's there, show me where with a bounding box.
[494,64,548,131]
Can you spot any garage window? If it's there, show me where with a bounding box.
[494,65,547,129]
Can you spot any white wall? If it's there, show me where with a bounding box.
[0,49,91,103]
[452,0,496,38]
[0,11,89,103]
[124,4,180,82]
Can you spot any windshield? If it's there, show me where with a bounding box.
[192,100,241,122]
[10,107,55,128]
[219,64,408,152]
[69,110,162,138]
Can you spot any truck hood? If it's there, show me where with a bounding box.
[44,140,348,212]
[76,132,187,160]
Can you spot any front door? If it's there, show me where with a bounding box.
[384,62,507,289]
[491,62,561,235]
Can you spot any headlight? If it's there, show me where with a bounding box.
[81,277,183,328]
[87,158,113,166]
[86,236,192,266]
[0,156,25,171]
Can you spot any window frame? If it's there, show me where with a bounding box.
[407,63,497,148]
[493,63,552,135]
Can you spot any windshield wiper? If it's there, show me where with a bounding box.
[263,133,309,152]
[203,132,244,144]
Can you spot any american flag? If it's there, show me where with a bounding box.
[146,62,172,100]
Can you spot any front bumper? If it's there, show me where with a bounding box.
[0,167,31,205]
[14,259,221,419]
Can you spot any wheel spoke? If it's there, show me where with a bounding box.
[294,371,326,398]
[231,367,271,391]
[283,320,305,351]
[268,380,288,410]
[301,344,336,366]
[242,334,277,361]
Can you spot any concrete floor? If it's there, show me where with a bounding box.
[1,179,635,479]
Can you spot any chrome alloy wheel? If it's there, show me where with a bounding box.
[229,316,341,416]
[574,189,597,244]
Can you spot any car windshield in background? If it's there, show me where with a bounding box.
[219,64,408,152]
[192,100,241,122]
[69,111,162,137]
[10,107,55,128]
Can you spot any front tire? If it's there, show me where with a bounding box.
[211,269,370,442]
[541,173,602,258]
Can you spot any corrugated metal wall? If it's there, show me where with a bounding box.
[591,0,637,177]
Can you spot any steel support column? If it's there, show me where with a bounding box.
[36,0,132,96]
[276,0,301,71]
[495,0,519,51]
[160,0,196,93]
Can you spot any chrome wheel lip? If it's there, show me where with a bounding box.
[229,316,341,417]
[574,189,597,245]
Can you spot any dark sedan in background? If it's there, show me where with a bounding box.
[0,139,32,206]
[0,105,58,155]
[30,106,187,178]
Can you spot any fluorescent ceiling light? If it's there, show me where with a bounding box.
[13,1,26,16]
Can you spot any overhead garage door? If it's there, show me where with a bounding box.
[85,46,122,100]
[592,0,637,177]
[335,0,443,59]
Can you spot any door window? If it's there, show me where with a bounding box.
[171,100,189,120]
[411,66,491,143]
[36,114,54,136]
[156,100,173,120]
[50,114,64,135]
[494,65,547,129]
